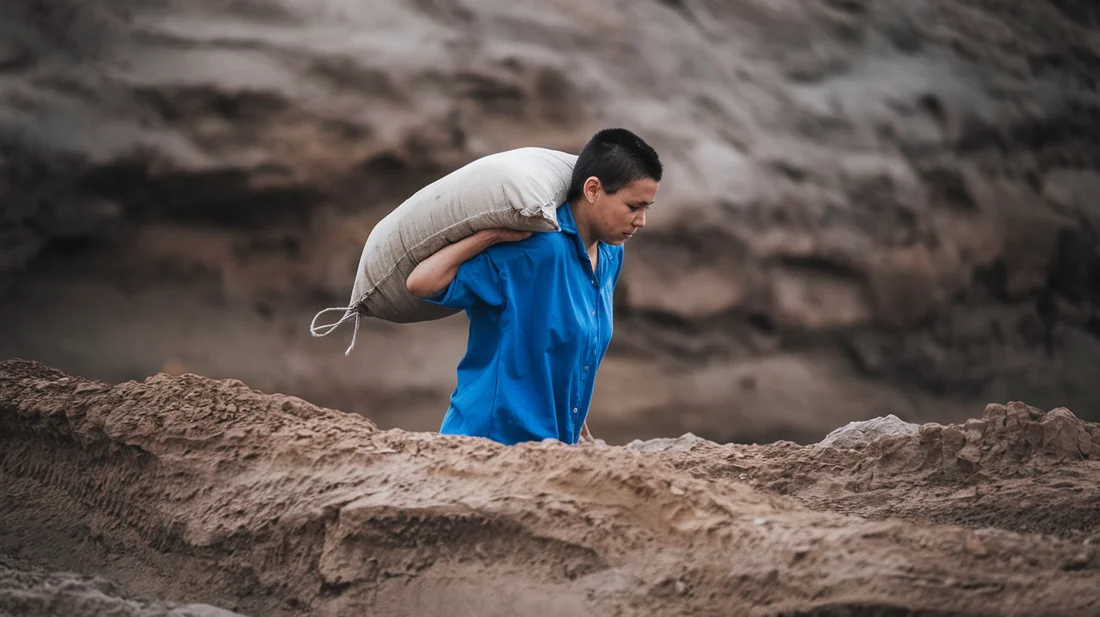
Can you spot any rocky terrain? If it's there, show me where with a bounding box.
[4,2,1100,615]
[2,0,1099,446]
[0,556,241,617]
[2,359,1099,616]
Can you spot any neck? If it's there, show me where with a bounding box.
[570,201,600,253]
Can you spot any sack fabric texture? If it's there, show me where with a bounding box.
[310,147,577,354]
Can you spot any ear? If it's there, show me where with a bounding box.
[582,176,602,204]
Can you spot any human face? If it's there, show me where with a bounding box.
[581,176,659,246]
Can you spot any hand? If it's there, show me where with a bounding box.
[480,228,533,244]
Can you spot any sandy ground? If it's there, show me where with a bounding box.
[3,3,1099,613]
[0,556,241,617]
[2,359,1098,616]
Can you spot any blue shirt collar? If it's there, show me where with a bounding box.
[556,202,596,263]
[557,201,579,235]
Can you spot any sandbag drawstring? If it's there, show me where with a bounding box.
[310,306,361,356]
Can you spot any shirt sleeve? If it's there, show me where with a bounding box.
[422,251,507,310]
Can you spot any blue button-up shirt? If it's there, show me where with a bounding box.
[424,202,622,445]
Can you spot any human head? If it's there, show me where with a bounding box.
[567,128,663,203]
[567,128,663,245]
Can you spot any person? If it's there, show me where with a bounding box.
[405,128,662,446]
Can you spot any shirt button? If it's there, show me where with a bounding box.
[572,407,578,414]
[591,310,596,315]
[584,366,589,371]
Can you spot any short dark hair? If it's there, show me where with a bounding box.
[567,128,663,203]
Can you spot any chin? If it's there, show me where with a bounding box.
[603,236,629,246]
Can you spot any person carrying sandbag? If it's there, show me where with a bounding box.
[311,146,577,337]
[405,128,662,446]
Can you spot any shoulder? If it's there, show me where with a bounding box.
[482,230,569,265]
[473,231,570,287]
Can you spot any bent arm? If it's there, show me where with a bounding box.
[406,229,530,298]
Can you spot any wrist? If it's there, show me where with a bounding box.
[474,229,503,246]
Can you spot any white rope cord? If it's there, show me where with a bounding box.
[309,306,362,356]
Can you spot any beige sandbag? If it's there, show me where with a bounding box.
[310,147,577,354]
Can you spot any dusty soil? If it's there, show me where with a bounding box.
[2,0,1100,446]
[0,556,242,617]
[635,402,1100,543]
[2,359,1098,616]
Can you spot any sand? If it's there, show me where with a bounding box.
[2,359,1098,616]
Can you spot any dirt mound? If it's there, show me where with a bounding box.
[0,556,241,617]
[645,402,1100,541]
[817,415,921,449]
[3,360,1099,616]
[858,402,1100,480]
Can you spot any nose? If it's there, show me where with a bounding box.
[633,210,646,229]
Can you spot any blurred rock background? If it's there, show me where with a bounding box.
[1,0,1097,444]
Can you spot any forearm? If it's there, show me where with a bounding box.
[406,230,499,298]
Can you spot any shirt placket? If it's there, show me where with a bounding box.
[571,240,600,440]
[573,248,600,441]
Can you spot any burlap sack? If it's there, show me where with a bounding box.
[310,147,576,354]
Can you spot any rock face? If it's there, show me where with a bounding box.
[1,0,1100,444]
[2,360,1100,616]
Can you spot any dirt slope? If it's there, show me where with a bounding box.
[1,0,1099,445]
[2,359,1098,616]
[0,556,242,617]
[636,401,1100,542]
